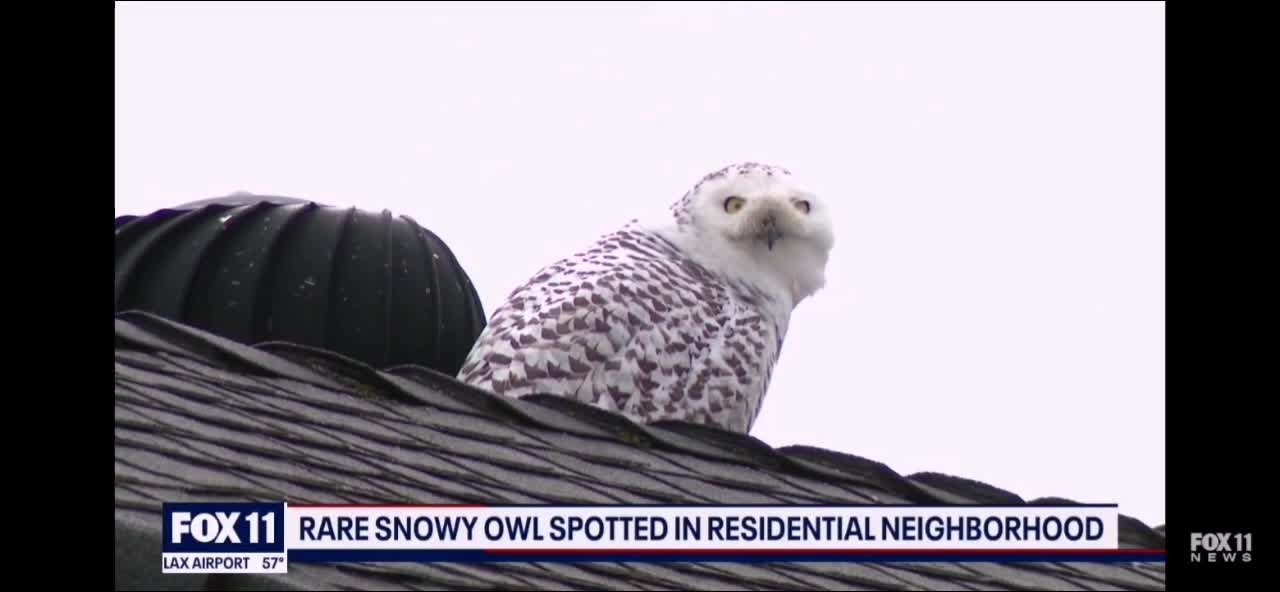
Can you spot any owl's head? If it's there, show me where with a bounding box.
[666,162,834,306]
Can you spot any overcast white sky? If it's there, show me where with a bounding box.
[116,1,1165,526]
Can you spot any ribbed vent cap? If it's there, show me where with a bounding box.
[114,194,487,376]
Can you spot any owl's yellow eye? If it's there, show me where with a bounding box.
[794,200,811,214]
[724,196,746,213]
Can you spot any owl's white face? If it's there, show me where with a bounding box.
[696,174,832,255]
[663,163,835,307]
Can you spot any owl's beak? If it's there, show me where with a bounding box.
[761,216,782,250]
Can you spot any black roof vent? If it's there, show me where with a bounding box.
[114,194,487,376]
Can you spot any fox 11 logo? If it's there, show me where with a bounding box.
[1190,532,1253,564]
[162,502,288,574]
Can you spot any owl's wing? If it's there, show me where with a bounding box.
[459,228,780,432]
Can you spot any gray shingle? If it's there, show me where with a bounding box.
[519,562,657,591]
[443,454,635,504]
[676,562,836,590]
[556,562,707,590]
[640,470,794,504]
[770,564,881,591]
[116,317,221,366]
[955,562,1091,591]
[785,563,916,590]
[334,563,483,590]
[643,445,815,494]
[1059,577,1131,592]
[609,562,759,591]
[868,563,984,590]
[301,565,425,591]
[908,472,1025,505]
[1055,562,1167,591]
[520,429,703,475]
[895,561,992,583]
[518,447,706,503]
[771,473,882,504]
[117,437,281,496]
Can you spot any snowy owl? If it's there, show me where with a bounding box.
[458,162,834,433]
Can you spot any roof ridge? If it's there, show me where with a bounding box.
[255,341,427,405]
[906,471,1025,505]
[777,445,940,505]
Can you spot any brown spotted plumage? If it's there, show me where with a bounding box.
[459,162,834,433]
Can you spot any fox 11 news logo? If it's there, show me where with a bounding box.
[162,503,288,574]
[1190,532,1253,564]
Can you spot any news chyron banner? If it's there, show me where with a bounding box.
[162,503,1162,573]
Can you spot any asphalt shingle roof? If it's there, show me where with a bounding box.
[114,310,1167,590]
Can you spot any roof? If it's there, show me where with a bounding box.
[115,310,1167,590]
